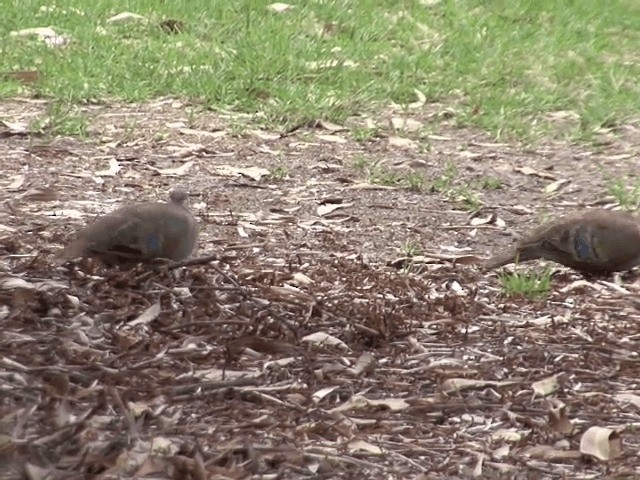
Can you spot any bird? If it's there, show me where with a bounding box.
[58,188,198,266]
[484,209,640,274]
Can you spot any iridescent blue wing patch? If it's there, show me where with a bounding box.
[146,232,161,252]
[573,231,592,260]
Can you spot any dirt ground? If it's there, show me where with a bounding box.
[2,98,640,479]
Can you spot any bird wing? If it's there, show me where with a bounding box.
[84,213,150,259]
[125,203,198,261]
[541,214,640,270]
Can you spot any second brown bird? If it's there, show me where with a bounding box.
[484,209,640,274]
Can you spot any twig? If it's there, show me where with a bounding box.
[108,386,138,440]
[134,254,243,289]
[165,377,262,396]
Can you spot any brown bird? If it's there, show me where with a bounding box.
[484,209,640,274]
[59,189,198,266]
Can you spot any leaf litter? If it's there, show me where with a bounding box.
[1,100,640,478]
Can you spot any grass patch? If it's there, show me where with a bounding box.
[400,240,422,257]
[352,158,483,210]
[352,157,427,190]
[478,176,504,190]
[605,176,640,211]
[269,166,290,181]
[429,163,458,193]
[500,268,552,300]
[30,102,89,137]
[2,1,640,139]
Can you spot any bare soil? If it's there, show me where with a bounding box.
[2,98,640,479]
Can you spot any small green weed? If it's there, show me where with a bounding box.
[500,268,552,300]
[430,163,458,193]
[479,176,504,190]
[30,103,88,137]
[606,177,640,211]
[400,240,422,257]
[269,166,290,180]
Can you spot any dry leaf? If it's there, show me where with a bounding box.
[441,378,519,393]
[300,332,349,350]
[178,128,227,139]
[107,12,148,23]
[531,374,561,396]
[193,367,259,381]
[579,426,622,461]
[226,336,298,357]
[128,302,161,326]
[250,130,281,141]
[312,386,339,402]
[514,166,556,180]
[10,27,57,38]
[347,183,397,190]
[317,203,352,216]
[290,272,313,286]
[48,209,86,219]
[311,161,342,173]
[268,3,294,13]
[388,136,417,149]
[316,134,347,144]
[0,275,67,291]
[544,179,570,194]
[390,117,422,132]
[491,428,527,442]
[458,150,484,160]
[149,160,194,176]
[1,120,29,136]
[314,119,346,132]
[614,392,640,409]
[7,174,25,189]
[350,353,376,376]
[523,445,581,460]
[237,166,270,181]
[469,211,505,227]
[329,395,409,413]
[269,285,313,302]
[492,445,510,460]
[347,440,384,454]
[94,159,121,177]
[208,165,270,181]
[24,464,54,480]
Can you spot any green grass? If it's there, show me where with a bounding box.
[352,157,428,190]
[400,240,422,257]
[605,176,640,211]
[500,268,553,299]
[351,157,483,210]
[30,102,89,137]
[269,165,290,181]
[478,176,504,190]
[2,1,640,139]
